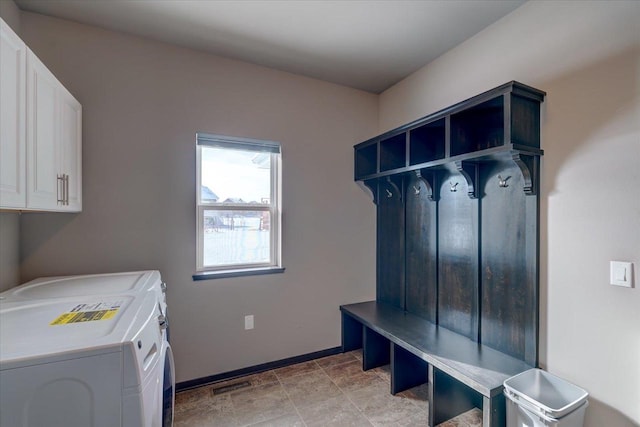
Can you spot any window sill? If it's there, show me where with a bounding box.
[193,267,285,281]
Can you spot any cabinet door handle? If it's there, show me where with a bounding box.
[65,174,70,206]
[57,174,64,205]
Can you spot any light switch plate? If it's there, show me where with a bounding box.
[610,261,634,288]
[244,315,254,330]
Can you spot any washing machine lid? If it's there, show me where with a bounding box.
[0,291,158,371]
[1,271,161,300]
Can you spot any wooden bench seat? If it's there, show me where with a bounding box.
[341,301,533,427]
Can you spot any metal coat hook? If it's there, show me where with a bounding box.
[413,185,421,196]
[385,188,393,198]
[450,181,458,192]
[498,175,510,188]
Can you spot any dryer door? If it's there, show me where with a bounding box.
[162,343,175,427]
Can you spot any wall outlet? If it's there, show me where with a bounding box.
[244,315,254,330]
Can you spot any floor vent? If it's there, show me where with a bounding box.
[212,381,251,395]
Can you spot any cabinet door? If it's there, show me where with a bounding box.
[0,20,26,208]
[26,49,60,209]
[59,87,82,211]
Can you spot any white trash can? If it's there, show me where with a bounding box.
[504,369,589,427]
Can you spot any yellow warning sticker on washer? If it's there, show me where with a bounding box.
[50,301,123,325]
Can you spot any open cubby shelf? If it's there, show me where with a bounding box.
[450,96,504,156]
[355,142,377,178]
[379,133,407,172]
[410,118,446,165]
[354,81,545,186]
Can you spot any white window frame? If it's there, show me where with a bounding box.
[196,133,282,275]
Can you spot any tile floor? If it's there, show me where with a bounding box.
[174,350,482,427]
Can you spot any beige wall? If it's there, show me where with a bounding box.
[0,213,20,291]
[18,12,377,382]
[0,0,20,34]
[380,2,640,426]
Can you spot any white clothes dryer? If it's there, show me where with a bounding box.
[0,271,174,427]
[3,270,171,344]
[3,270,166,306]
[0,270,170,342]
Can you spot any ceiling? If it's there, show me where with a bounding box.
[14,0,526,93]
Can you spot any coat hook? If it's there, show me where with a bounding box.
[450,181,458,192]
[413,185,420,195]
[386,188,393,198]
[498,175,510,188]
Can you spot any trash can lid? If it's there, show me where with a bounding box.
[504,369,589,418]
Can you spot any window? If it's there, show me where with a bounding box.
[195,133,282,278]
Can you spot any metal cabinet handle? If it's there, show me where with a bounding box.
[65,174,69,205]
[57,174,65,205]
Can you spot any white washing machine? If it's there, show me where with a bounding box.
[0,271,174,427]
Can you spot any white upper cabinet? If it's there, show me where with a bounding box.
[0,19,27,208]
[0,18,82,212]
[26,50,82,211]
[26,50,59,209]
[58,85,82,211]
